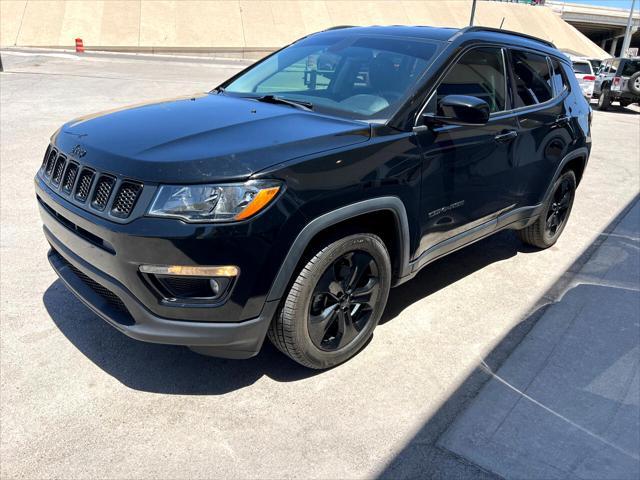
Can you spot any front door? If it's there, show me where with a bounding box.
[414,47,519,257]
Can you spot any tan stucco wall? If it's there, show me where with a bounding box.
[0,0,608,58]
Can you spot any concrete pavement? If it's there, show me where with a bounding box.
[438,201,640,479]
[1,50,639,479]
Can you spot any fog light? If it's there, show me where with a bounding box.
[139,264,239,277]
[210,278,221,296]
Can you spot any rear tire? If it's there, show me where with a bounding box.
[268,233,391,369]
[628,72,640,96]
[597,87,611,110]
[518,171,576,249]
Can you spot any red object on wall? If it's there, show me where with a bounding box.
[75,38,84,53]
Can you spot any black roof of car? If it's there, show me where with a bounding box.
[314,25,559,55]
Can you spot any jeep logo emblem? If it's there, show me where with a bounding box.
[71,144,86,158]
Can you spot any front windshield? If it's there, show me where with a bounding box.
[222,32,442,120]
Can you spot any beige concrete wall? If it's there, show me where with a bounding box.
[0,0,608,58]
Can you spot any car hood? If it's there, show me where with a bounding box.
[54,93,371,183]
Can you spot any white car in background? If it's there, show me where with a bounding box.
[570,57,596,99]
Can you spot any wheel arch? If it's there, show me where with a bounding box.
[266,197,411,302]
[542,147,589,204]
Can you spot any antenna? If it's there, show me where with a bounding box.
[499,17,505,29]
[469,0,478,26]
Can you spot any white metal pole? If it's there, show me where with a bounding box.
[621,0,637,58]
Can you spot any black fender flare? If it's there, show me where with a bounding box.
[542,147,589,204]
[266,196,411,302]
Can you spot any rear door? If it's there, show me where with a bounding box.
[508,50,575,208]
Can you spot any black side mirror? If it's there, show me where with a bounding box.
[422,95,490,127]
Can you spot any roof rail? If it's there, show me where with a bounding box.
[458,26,556,48]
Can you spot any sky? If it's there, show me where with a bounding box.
[557,0,638,10]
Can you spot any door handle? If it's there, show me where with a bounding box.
[494,130,518,142]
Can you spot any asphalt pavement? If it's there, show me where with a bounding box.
[1,50,639,479]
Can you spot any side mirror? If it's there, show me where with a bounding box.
[422,95,490,127]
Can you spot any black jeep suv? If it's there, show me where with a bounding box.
[36,26,591,369]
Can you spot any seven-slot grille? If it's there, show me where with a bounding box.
[40,147,143,220]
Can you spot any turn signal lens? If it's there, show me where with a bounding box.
[139,265,239,277]
[234,186,280,220]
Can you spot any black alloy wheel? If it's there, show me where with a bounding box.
[545,175,573,238]
[268,233,391,369]
[308,251,381,351]
[518,170,576,249]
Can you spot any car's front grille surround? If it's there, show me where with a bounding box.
[39,146,145,221]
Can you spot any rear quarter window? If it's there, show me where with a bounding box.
[620,60,640,77]
[551,58,570,95]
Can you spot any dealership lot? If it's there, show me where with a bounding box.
[1,51,639,478]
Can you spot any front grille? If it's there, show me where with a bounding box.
[56,251,134,325]
[91,176,116,211]
[62,162,79,194]
[39,144,144,221]
[111,182,142,218]
[74,169,95,202]
[52,155,67,186]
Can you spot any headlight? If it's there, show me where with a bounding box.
[148,180,282,222]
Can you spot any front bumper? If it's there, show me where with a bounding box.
[36,176,285,358]
[48,245,276,358]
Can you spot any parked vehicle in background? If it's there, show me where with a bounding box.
[35,26,591,369]
[594,57,640,110]
[570,57,595,99]
[588,58,602,72]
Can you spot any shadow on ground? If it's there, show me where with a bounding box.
[43,227,532,395]
[378,194,640,479]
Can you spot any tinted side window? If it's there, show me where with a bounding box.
[435,47,506,113]
[621,60,640,76]
[511,50,553,107]
[551,58,569,95]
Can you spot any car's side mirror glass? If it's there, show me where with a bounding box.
[421,95,490,128]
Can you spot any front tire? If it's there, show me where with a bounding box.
[518,170,576,249]
[268,233,391,369]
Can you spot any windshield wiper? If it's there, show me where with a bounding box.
[211,86,225,94]
[255,95,313,111]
